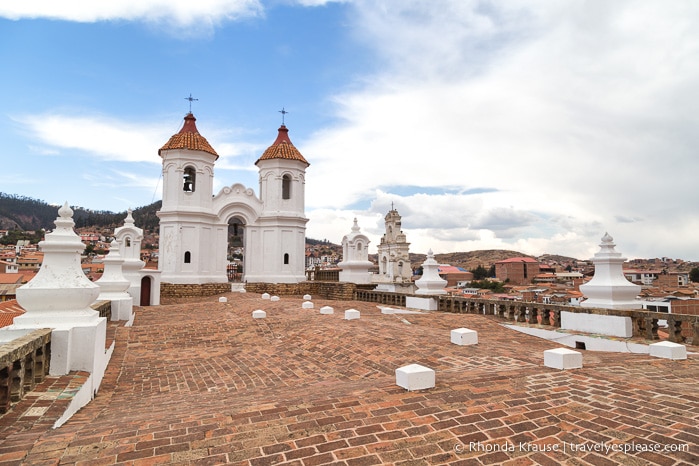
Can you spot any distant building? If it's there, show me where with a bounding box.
[495,257,540,285]
[437,266,473,287]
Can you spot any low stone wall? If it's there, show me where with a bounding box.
[245,281,358,300]
[92,300,112,321]
[160,283,232,299]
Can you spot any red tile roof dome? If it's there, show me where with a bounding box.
[159,113,218,159]
[255,125,309,166]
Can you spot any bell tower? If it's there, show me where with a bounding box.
[244,124,309,283]
[157,113,228,284]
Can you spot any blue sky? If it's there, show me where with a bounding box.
[2,0,699,261]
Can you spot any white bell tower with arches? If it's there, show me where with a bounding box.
[244,124,309,283]
[157,113,228,284]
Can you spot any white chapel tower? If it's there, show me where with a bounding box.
[157,113,228,284]
[244,124,310,283]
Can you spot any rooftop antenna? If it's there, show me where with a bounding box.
[185,93,199,113]
[279,107,289,125]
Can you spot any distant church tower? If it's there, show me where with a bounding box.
[157,113,309,287]
[373,207,413,291]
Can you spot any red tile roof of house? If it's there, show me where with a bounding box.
[255,125,309,166]
[0,274,23,285]
[497,257,539,263]
[437,265,468,273]
[158,113,218,159]
[0,299,24,328]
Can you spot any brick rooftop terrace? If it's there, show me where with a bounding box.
[1,293,698,465]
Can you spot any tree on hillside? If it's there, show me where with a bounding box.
[472,265,489,280]
[690,267,699,283]
[470,279,506,293]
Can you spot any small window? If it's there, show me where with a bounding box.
[282,174,291,200]
[357,242,363,252]
[183,167,196,192]
[283,253,289,265]
[125,237,131,247]
[184,251,191,263]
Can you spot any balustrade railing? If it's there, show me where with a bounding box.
[0,328,51,414]
[354,289,407,307]
[354,290,699,344]
[306,268,340,282]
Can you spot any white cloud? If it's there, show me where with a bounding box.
[13,113,172,163]
[303,0,699,259]
[0,0,263,26]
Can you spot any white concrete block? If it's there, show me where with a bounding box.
[396,364,435,391]
[320,306,334,315]
[252,310,266,319]
[261,293,271,300]
[110,296,133,321]
[649,341,687,360]
[544,348,583,370]
[380,307,394,314]
[303,294,312,301]
[230,283,246,293]
[561,311,632,338]
[218,297,228,303]
[406,296,439,311]
[302,301,314,309]
[345,309,360,320]
[270,296,280,302]
[451,328,478,346]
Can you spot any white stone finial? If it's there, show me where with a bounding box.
[351,218,360,233]
[414,248,447,295]
[16,203,100,317]
[124,209,135,226]
[54,201,76,230]
[592,232,622,259]
[58,201,73,219]
[580,232,641,310]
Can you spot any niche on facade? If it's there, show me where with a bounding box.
[282,174,291,200]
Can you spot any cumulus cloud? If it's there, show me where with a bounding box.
[303,0,699,259]
[13,113,172,163]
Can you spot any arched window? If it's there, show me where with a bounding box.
[183,166,196,192]
[283,253,289,265]
[357,242,363,252]
[184,251,191,263]
[282,174,291,200]
[125,237,131,247]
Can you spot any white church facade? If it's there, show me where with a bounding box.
[157,113,309,286]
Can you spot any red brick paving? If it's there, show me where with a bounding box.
[1,293,698,465]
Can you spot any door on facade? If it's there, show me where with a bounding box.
[228,216,245,282]
[140,276,151,306]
